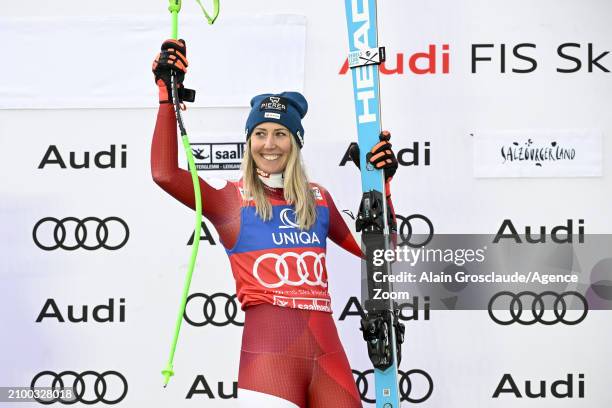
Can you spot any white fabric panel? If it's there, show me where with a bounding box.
[0,15,306,109]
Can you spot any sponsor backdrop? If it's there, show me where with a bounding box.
[1,0,611,407]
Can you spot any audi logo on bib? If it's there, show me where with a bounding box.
[488,291,589,325]
[30,370,128,404]
[252,251,327,289]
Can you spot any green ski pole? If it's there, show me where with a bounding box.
[161,0,220,388]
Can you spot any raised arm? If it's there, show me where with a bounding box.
[150,40,242,248]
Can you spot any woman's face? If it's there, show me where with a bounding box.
[250,122,292,174]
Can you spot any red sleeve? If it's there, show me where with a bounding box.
[320,186,363,258]
[150,104,242,248]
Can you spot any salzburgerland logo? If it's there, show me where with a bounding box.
[488,291,588,326]
[500,139,576,167]
[184,293,244,327]
[30,370,127,404]
[352,368,433,404]
[33,217,129,251]
[190,142,244,171]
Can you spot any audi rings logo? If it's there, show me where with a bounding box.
[253,251,327,289]
[488,291,589,325]
[33,217,129,251]
[184,293,244,327]
[353,369,433,404]
[31,370,127,404]
[396,214,434,248]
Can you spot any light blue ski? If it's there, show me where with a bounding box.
[344,0,402,407]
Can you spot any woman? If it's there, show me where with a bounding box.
[151,39,398,408]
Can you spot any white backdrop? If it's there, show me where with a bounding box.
[1,1,611,407]
[0,15,306,108]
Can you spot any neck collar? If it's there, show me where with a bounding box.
[256,168,284,189]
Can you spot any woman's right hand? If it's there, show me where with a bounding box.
[348,130,399,182]
[152,39,188,103]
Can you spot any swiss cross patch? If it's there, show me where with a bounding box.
[259,96,288,112]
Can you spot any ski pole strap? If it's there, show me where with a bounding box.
[348,46,386,68]
[195,0,220,25]
[169,0,220,26]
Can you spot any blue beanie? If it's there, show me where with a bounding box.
[245,91,308,148]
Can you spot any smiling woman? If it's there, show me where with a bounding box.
[250,123,292,173]
[150,40,399,408]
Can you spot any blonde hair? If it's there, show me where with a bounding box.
[241,135,317,230]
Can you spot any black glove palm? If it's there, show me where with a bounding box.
[152,39,192,103]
